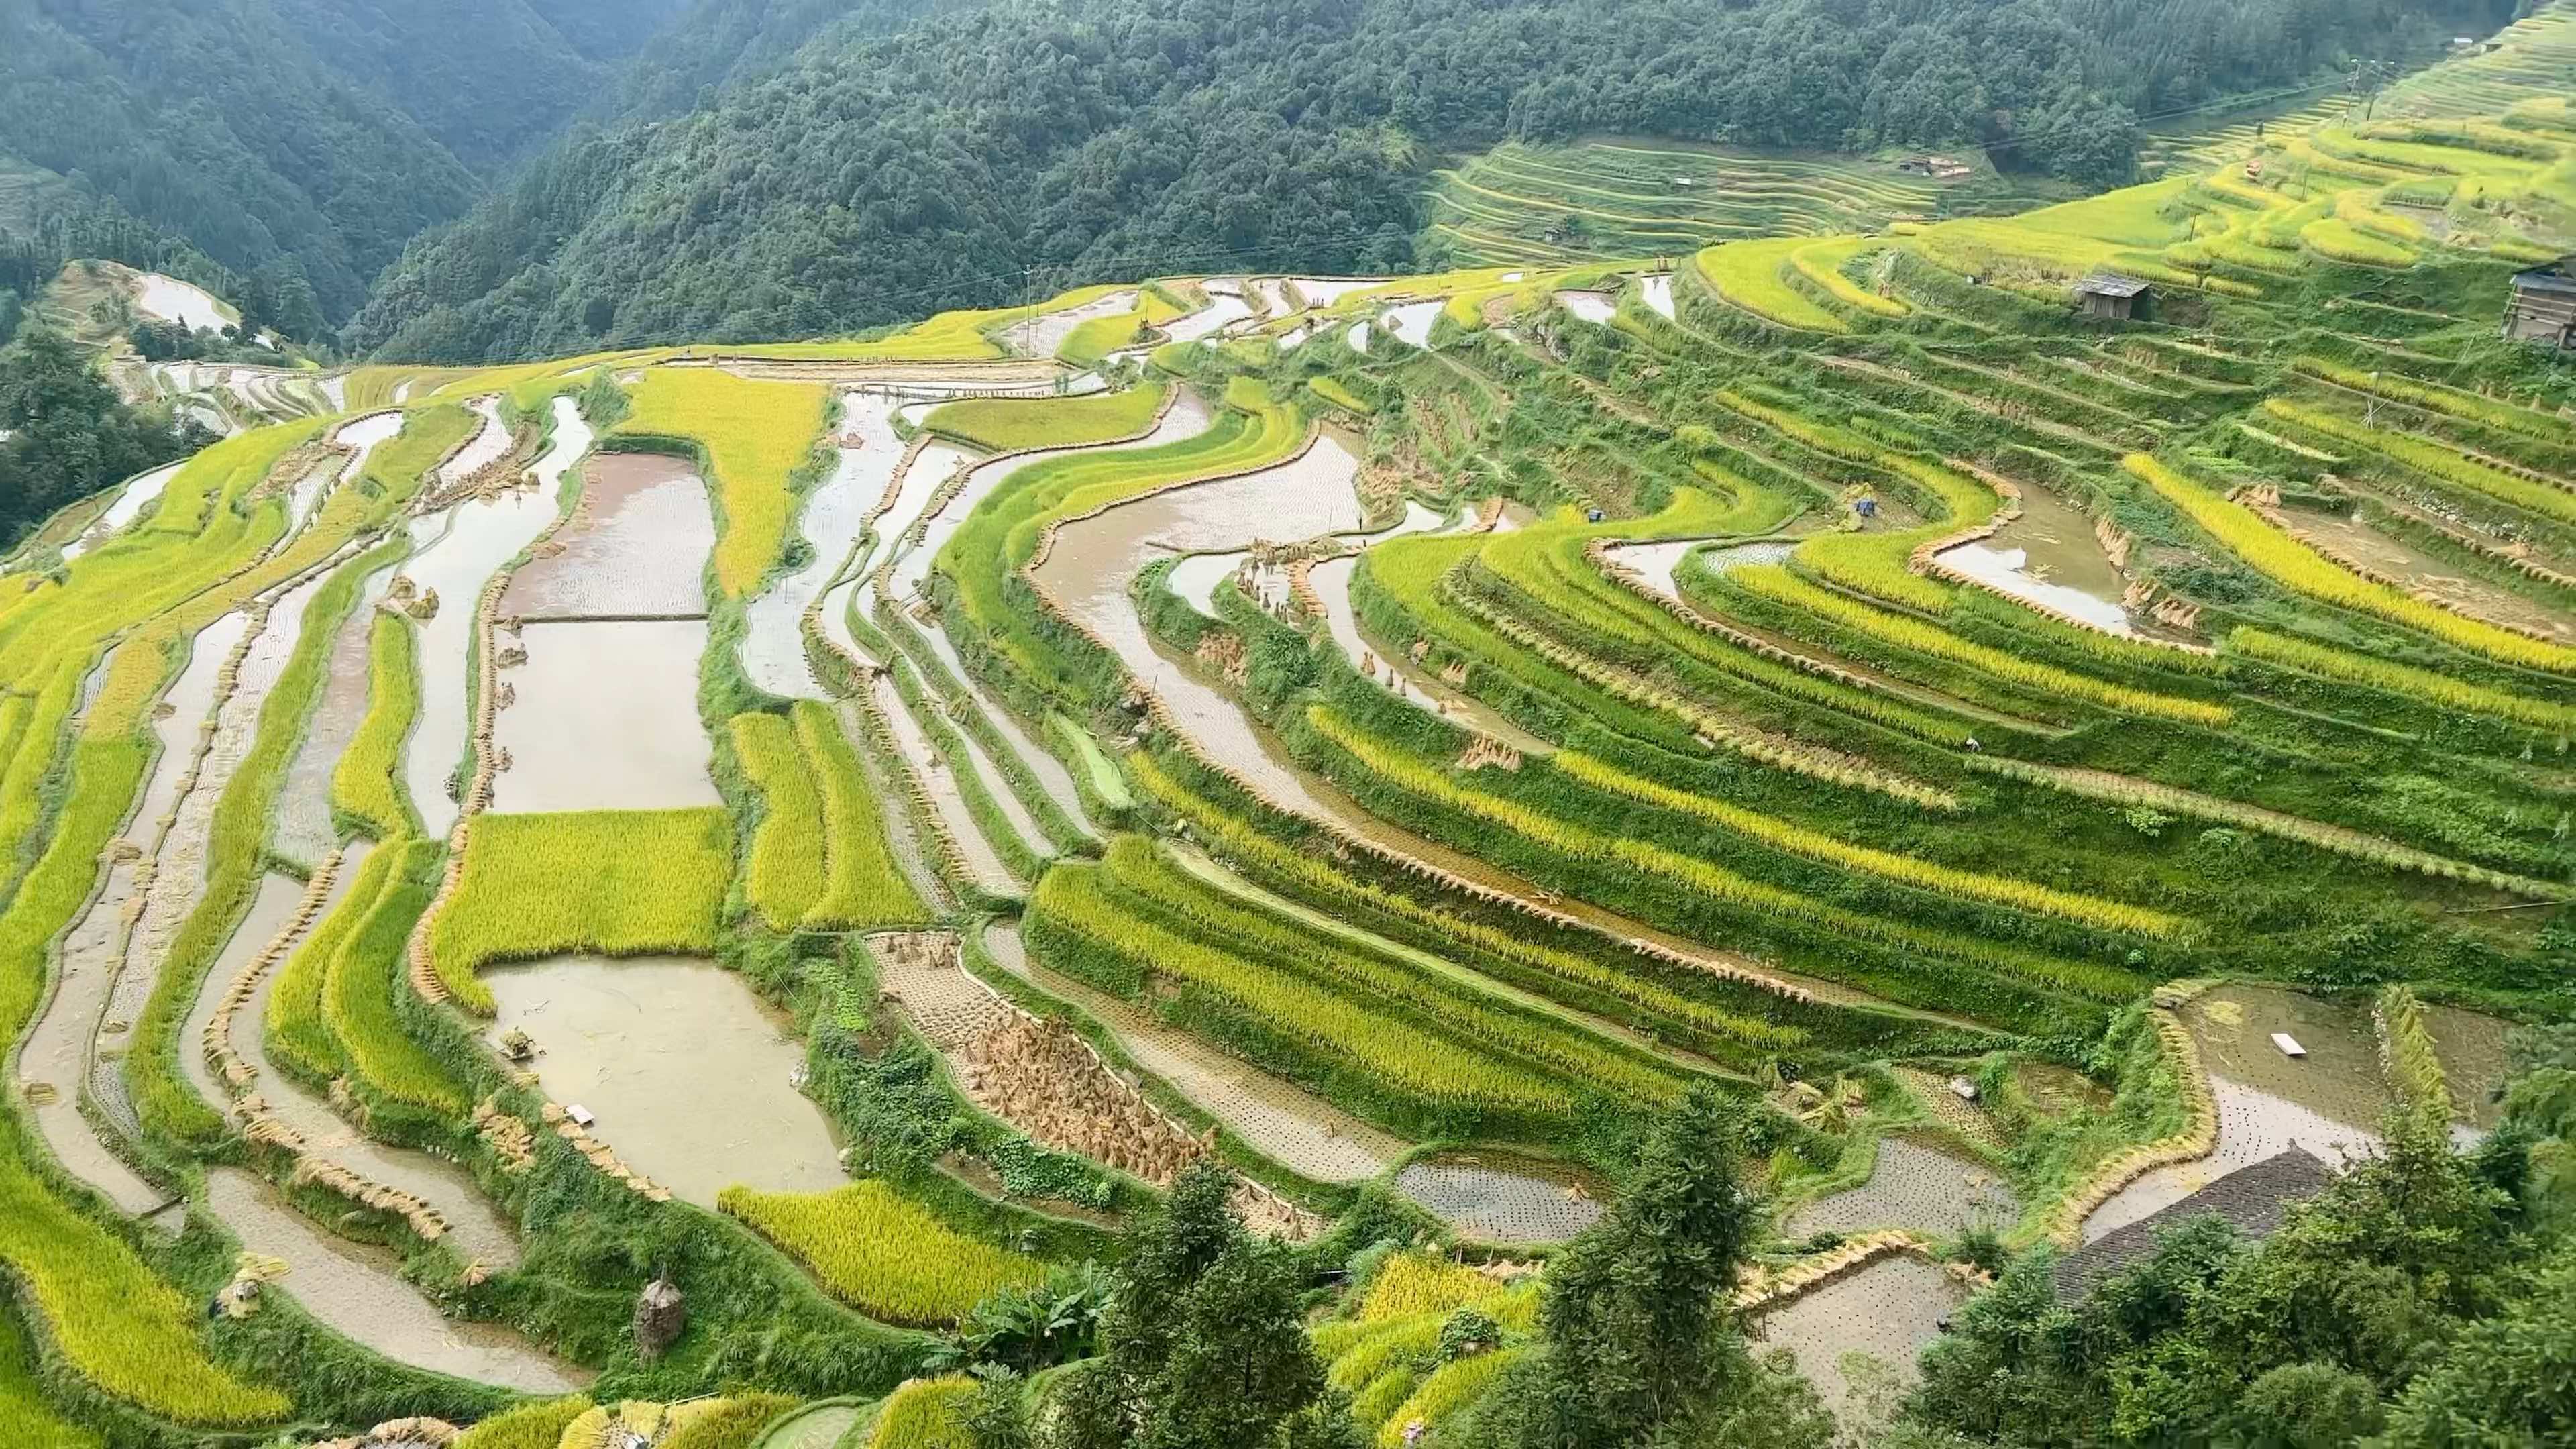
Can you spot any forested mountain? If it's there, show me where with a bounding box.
[0,0,694,327]
[352,0,2519,363]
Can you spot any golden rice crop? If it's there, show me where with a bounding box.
[1791,236,1910,317]
[793,700,929,928]
[1373,1348,1525,1448]
[718,1183,1042,1326]
[356,405,478,520]
[923,383,1167,451]
[866,1375,980,1449]
[2226,627,2576,731]
[1361,1251,1499,1322]
[448,1396,594,1449]
[1727,564,2231,724]
[2127,453,2576,674]
[0,1309,95,1449]
[0,1122,290,1424]
[1128,752,1809,1051]
[1033,863,1582,1114]
[1552,751,2184,934]
[2261,399,2576,523]
[1696,238,1848,331]
[267,842,402,1083]
[430,808,731,1012]
[1309,376,1376,415]
[327,837,470,1113]
[1304,706,2143,1000]
[657,1395,797,1449]
[731,711,826,928]
[2292,356,2571,442]
[617,368,830,596]
[332,612,423,839]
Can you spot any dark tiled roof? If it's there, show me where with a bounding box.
[2074,273,2151,299]
[2051,1147,2335,1305]
[2511,262,2576,295]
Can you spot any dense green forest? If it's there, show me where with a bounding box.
[0,0,693,326]
[0,325,203,547]
[349,0,2519,361]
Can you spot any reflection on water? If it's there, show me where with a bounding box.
[484,955,845,1210]
[1933,485,2134,635]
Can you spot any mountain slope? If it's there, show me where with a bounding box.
[351,0,2518,363]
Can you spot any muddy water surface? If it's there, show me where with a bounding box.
[2083,985,2388,1242]
[741,392,906,696]
[484,955,846,1210]
[63,461,182,561]
[1642,274,1676,319]
[1556,291,1618,324]
[1755,1254,1966,1421]
[272,557,399,865]
[402,478,562,838]
[1161,292,1256,345]
[439,398,514,487]
[204,1169,582,1393]
[1394,1153,1607,1242]
[1935,484,2135,634]
[1384,301,1444,349]
[503,453,708,619]
[490,619,717,813]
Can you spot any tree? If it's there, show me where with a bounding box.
[1466,1085,1827,1449]
[0,324,196,546]
[1044,1163,1351,1449]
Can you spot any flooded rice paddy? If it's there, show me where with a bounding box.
[1160,289,1256,345]
[439,398,515,488]
[2082,985,2389,1242]
[982,926,1401,1183]
[203,1168,582,1393]
[1556,290,1618,324]
[1933,485,2136,635]
[1642,273,1676,319]
[133,272,232,333]
[1786,1138,2016,1239]
[1007,290,1138,358]
[1752,1254,1967,1422]
[272,556,399,865]
[741,392,908,697]
[1392,1153,1608,1242]
[502,454,710,620]
[484,955,846,1210]
[61,460,182,561]
[1383,301,1444,349]
[867,683,1022,896]
[402,484,564,841]
[489,619,718,813]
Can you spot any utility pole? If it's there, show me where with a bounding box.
[1020,264,1036,355]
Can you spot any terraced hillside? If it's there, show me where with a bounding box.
[7,30,2576,1449]
[1426,140,1957,266]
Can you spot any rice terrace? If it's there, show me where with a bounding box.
[5,1,2576,1446]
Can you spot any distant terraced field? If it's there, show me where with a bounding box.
[1425,140,1951,265]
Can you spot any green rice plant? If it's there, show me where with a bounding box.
[792,700,929,929]
[718,1183,1042,1326]
[1790,236,1910,318]
[1095,838,1686,1102]
[356,404,478,520]
[1351,1367,1421,1431]
[1050,712,1134,808]
[0,1306,99,1449]
[1302,706,2143,1002]
[1724,564,2231,724]
[430,808,731,1012]
[0,1121,290,1425]
[1129,753,1808,1052]
[1308,376,1375,415]
[2292,356,2571,442]
[2377,983,2449,1119]
[2127,453,2576,673]
[145,417,321,534]
[865,1375,980,1449]
[331,612,423,839]
[2262,399,2576,525]
[1550,750,2184,935]
[617,368,830,597]
[268,842,404,1082]
[449,1395,594,1449]
[1057,309,1148,364]
[1361,1252,1497,1322]
[327,836,472,1114]
[2224,627,2576,732]
[922,384,1167,451]
[731,711,827,928]
[1695,237,1848,332]
[1032,863,1583,1117]
[1372,1348,1525,1448]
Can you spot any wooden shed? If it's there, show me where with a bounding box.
[2073,273,2151,321]
[2504,257,2576,348]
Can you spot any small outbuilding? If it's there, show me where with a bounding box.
[2503,256,2576,348]
[2073,273,2152,321]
